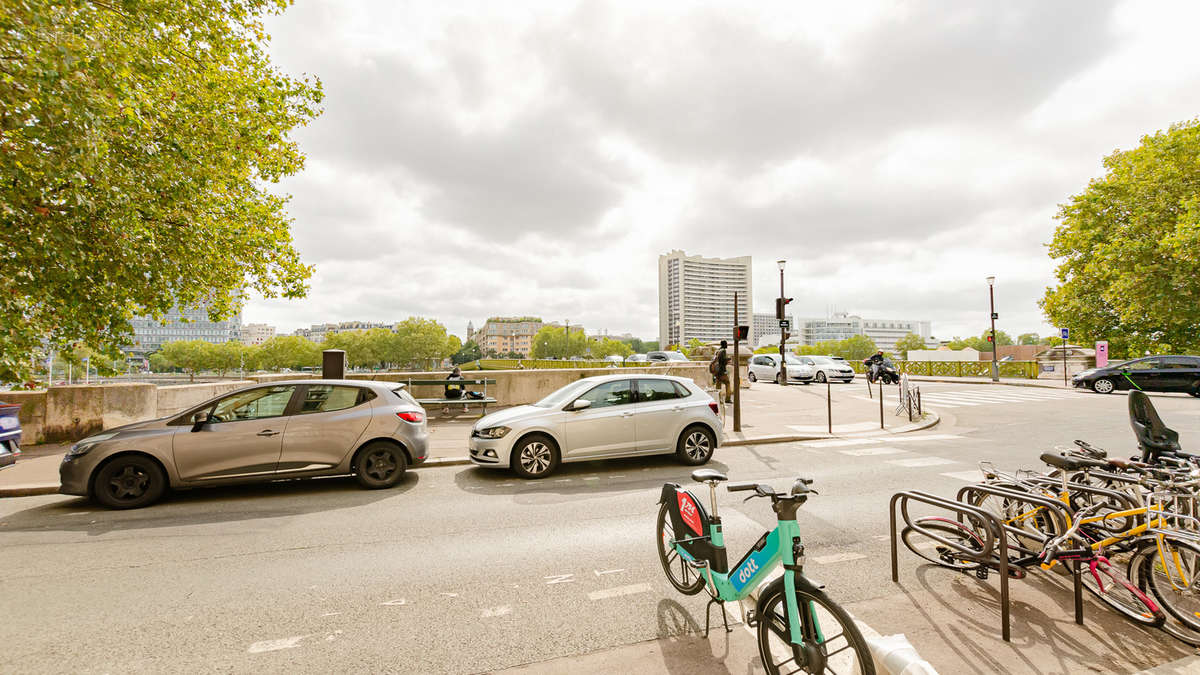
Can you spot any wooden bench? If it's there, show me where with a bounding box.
[405,378,498,416]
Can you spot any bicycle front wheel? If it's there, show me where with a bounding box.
[757,584,874,675]
[1081,556,1165,627]
[1141,536,1200,631]
[655,502,706,595]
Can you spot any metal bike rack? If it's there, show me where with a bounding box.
[956,484,1086,628]
[889,490,1012,641]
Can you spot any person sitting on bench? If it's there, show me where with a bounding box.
[444,367,469,413]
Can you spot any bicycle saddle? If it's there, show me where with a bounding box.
[1039,452,1107,472]
[691,469,728,483]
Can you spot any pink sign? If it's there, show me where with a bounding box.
[1096,341,1109,368]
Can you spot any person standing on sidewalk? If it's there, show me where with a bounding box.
[711,340,732,404]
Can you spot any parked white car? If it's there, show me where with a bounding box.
[795,355,856,383]
[747,354,816,384]
[468,374,723,478]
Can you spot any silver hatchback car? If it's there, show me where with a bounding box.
[59,380,428,508]
[468,374,723,478]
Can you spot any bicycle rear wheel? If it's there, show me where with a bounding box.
[1081,556,1165,627]
[655,502,706,595]
[1128,543,1200,646]
[757,584,874,674]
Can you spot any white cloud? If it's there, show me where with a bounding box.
[248,0,1195,344]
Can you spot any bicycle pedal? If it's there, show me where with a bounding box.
[975,568,989,580]
[745,609,759,628]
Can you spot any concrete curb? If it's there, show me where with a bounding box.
[0,410,942,497]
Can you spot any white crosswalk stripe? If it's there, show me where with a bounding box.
[916,387,1083,408]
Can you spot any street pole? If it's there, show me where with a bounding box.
[1063,332,1068,386]
[987,276,999,382]
[778,260,787,386]
[733,292,741,432]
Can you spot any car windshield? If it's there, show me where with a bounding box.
[784,356,805,366]
[809,356,833,364]
[532,381,592,408]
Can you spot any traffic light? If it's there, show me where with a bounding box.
[987,334,994,343]
[775,297,793,319]
[735,325,749,340]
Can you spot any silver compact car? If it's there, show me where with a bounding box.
[59,380,428,509]
[795,356,856,383]
[468,374,723,478]
[747,354,816,384]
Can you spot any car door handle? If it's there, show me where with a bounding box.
[621,411,634,417]
[257,429,280,437]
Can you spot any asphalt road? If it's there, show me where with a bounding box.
[2,382,1199,674]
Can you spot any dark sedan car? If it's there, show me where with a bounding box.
[0,402,20,470]
[1072,355,1200,396]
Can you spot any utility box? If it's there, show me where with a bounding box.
[322,349,346,380]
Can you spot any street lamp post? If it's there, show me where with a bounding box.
[778,260,787,386]
[987,276,998,382]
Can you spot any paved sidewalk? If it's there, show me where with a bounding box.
[0,383,937,499]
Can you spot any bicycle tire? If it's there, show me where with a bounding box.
[1139,536,1200,632]
[900,518,985,571]
[757,584,874,674]
[655,502,706,595]
[1128,543,1200,646]
[1080,556,1165,627]
[967,487,1059,555]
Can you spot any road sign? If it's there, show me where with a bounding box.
[779,319,791,330]
[1060,327,1069,339]
[991,312,999,320]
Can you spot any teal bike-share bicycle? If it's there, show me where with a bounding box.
[656,469,874,675]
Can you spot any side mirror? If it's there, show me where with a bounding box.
[191,411,211,430]
[569,399,592,411]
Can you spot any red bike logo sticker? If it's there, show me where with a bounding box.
[677,491,703,535]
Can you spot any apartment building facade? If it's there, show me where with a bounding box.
[658,250,753,347]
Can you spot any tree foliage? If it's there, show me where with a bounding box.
[893,333,927,359]
[795,335,879,361]
[1017,332,1041,345]
[530,326,588,359]
[0,0,322,382]
[451,340,483,365]
[1042,120,1200,357]
[590,337,634,359]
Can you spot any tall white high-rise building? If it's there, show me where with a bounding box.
[658,250,752,347]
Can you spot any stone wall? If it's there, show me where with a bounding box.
[6,365,710,445]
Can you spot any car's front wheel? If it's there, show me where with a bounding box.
[815,371,827,383]
[676,426,716,466]
[354,441,407,489]
[511,434,560,479]
[1092,378,1116,394]
[92,454,167,509]
[748,371,757,383]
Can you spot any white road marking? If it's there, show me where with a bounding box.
[888,456,957,467]
[379,598,407,606]
[554,478,571,482]
[941,470,986,482]
[544,574,575,584]
[588,583,653,601]
[320,612,342,617]
[583,477,600,481]
[840,446,907,457]
[594,568,626,577]
[248,635,310,653]
[801,438,880,448]
[439,592,459,598]
[812,552,868,564]
[884,434,963,442]
[480,606,513,618]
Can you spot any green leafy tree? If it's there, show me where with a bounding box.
[392,318,455,369]
[796,335,878,361]
[160,340,212,382]
[148,352,174,373]
[590,337,634,359]
[1042,120,1200,356]
[258,336,320,371]
[0,0,322,383]
[530,326,588,359]
[451,340,483,365]
[621,337,647,353]
[1017,333,1041,345]
[642,341,660,352]
[893,333,928,359]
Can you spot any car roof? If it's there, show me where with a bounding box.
[241,379,396,390]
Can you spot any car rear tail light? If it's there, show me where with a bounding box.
[397,411,425,423]
[708,402,719,415]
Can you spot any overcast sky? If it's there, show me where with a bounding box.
[247,0,1200,343]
